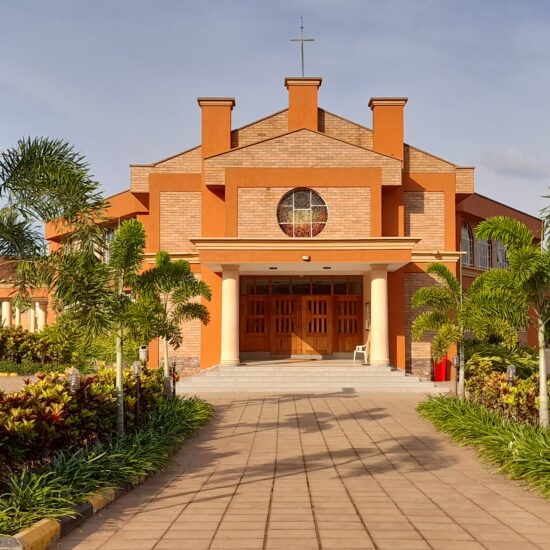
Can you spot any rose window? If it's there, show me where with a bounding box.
[277,188,328,238]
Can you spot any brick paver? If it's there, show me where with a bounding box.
[58,393,550,549]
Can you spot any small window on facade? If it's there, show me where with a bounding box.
[460,222,474,267]
[103,226,116,263]
[277,188,328,238]
[477,237,492,270]
[496,241,508,268]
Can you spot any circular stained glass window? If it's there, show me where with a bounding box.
[277,188,328,238]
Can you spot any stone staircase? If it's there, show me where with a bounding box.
[176,362,449,394]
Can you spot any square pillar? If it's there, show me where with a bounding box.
[370,265,390,366]
[1,301,12,327]
[220,266,240,366]
[37,301,47,331]
[29,304,36,333]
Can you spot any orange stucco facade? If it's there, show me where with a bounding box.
[33,76,541,379]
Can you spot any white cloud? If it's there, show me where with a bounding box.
[480,147,550,180]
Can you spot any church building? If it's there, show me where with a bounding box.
[44,76,542,378]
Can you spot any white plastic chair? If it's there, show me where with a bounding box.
[353,331,370,365]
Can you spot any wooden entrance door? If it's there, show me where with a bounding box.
[300,296,332,355]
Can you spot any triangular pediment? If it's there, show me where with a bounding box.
[204,129,401,186]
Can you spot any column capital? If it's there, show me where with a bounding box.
[221,264,240,273]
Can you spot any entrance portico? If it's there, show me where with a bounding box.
[194,237,418,366]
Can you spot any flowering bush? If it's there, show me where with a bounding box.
[0,367,164,471]
[466,356,543,425]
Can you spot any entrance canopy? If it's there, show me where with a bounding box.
[192,237,421,274]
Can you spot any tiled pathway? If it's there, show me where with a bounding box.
[59,393,550,550]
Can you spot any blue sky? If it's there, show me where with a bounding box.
[1,0,549,216]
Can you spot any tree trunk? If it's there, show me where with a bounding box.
[457,342,465,398]
[163,337,171,397]
[538,317,549,428]
[116,329,124,435]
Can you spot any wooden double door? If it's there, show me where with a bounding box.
[240,295,362,356]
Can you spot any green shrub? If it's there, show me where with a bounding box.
[418,396,550,497]
[0,367,164,470]
[0,397,213,535]
[465,356,545,425]
[0,359,95,376]
[464,341,538,378]
[0,326,74,366]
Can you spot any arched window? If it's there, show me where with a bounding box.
[496,241,508,268]
[460,222,473,267]
[477,236,492,270]
[277,188,328,238]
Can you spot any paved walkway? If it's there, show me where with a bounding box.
[58,393,550,550]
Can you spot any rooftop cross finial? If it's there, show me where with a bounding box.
[290,16,314,77]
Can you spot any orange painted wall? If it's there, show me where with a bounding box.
[286,80,320,131]
[200,267,222,368]
[388,268,406,369]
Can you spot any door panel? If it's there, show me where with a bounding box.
[271,297,299,355]
[240,296,269,352]
[300,296,332,355]
[334,296,363,352]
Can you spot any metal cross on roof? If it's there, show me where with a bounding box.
[290,16,314,77]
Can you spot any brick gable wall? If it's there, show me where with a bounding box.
[231,111,288,148]
[205,131,401,186]
[318,110,374,150]
[237,187,371,239]
[131,148,202,192]
[404,146,455,173]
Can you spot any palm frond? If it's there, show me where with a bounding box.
[411,311,449,341]
[476,216,534,251]
[412,286,456,312]
[426,262,461,296]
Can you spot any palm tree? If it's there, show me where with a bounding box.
[474,216,550,427]
[133,251,211,395]
[412,262,519,397]
[412,263,466,395]
[0,137,105,265]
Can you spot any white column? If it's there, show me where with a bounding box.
[370,266,390,366]
[220,266,240,366]
[14,306,21,327]
[37,301,47,331]
[1,301,12,327]
[29,304,36,333]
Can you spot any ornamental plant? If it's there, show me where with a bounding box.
[0,366,164,473]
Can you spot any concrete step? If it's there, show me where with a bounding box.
[178,386,448,394]
[176,364,446,394]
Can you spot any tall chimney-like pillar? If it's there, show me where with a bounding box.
[285,77,322,132]
[368,98,408,162]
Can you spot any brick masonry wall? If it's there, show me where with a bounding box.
[404,145,455,173]
[456,167,475,194]
[404,191,445,250]
[205,130,401,186]
[130,148,202,192]
[404,272,439,380]
[159,192,201,253]
[158,275,203,374]
[318,110,374,150]
[232,111,289,148]
[237,187,371,239]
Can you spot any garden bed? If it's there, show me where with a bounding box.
[0,396,213,536]
[418,395,550,497]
